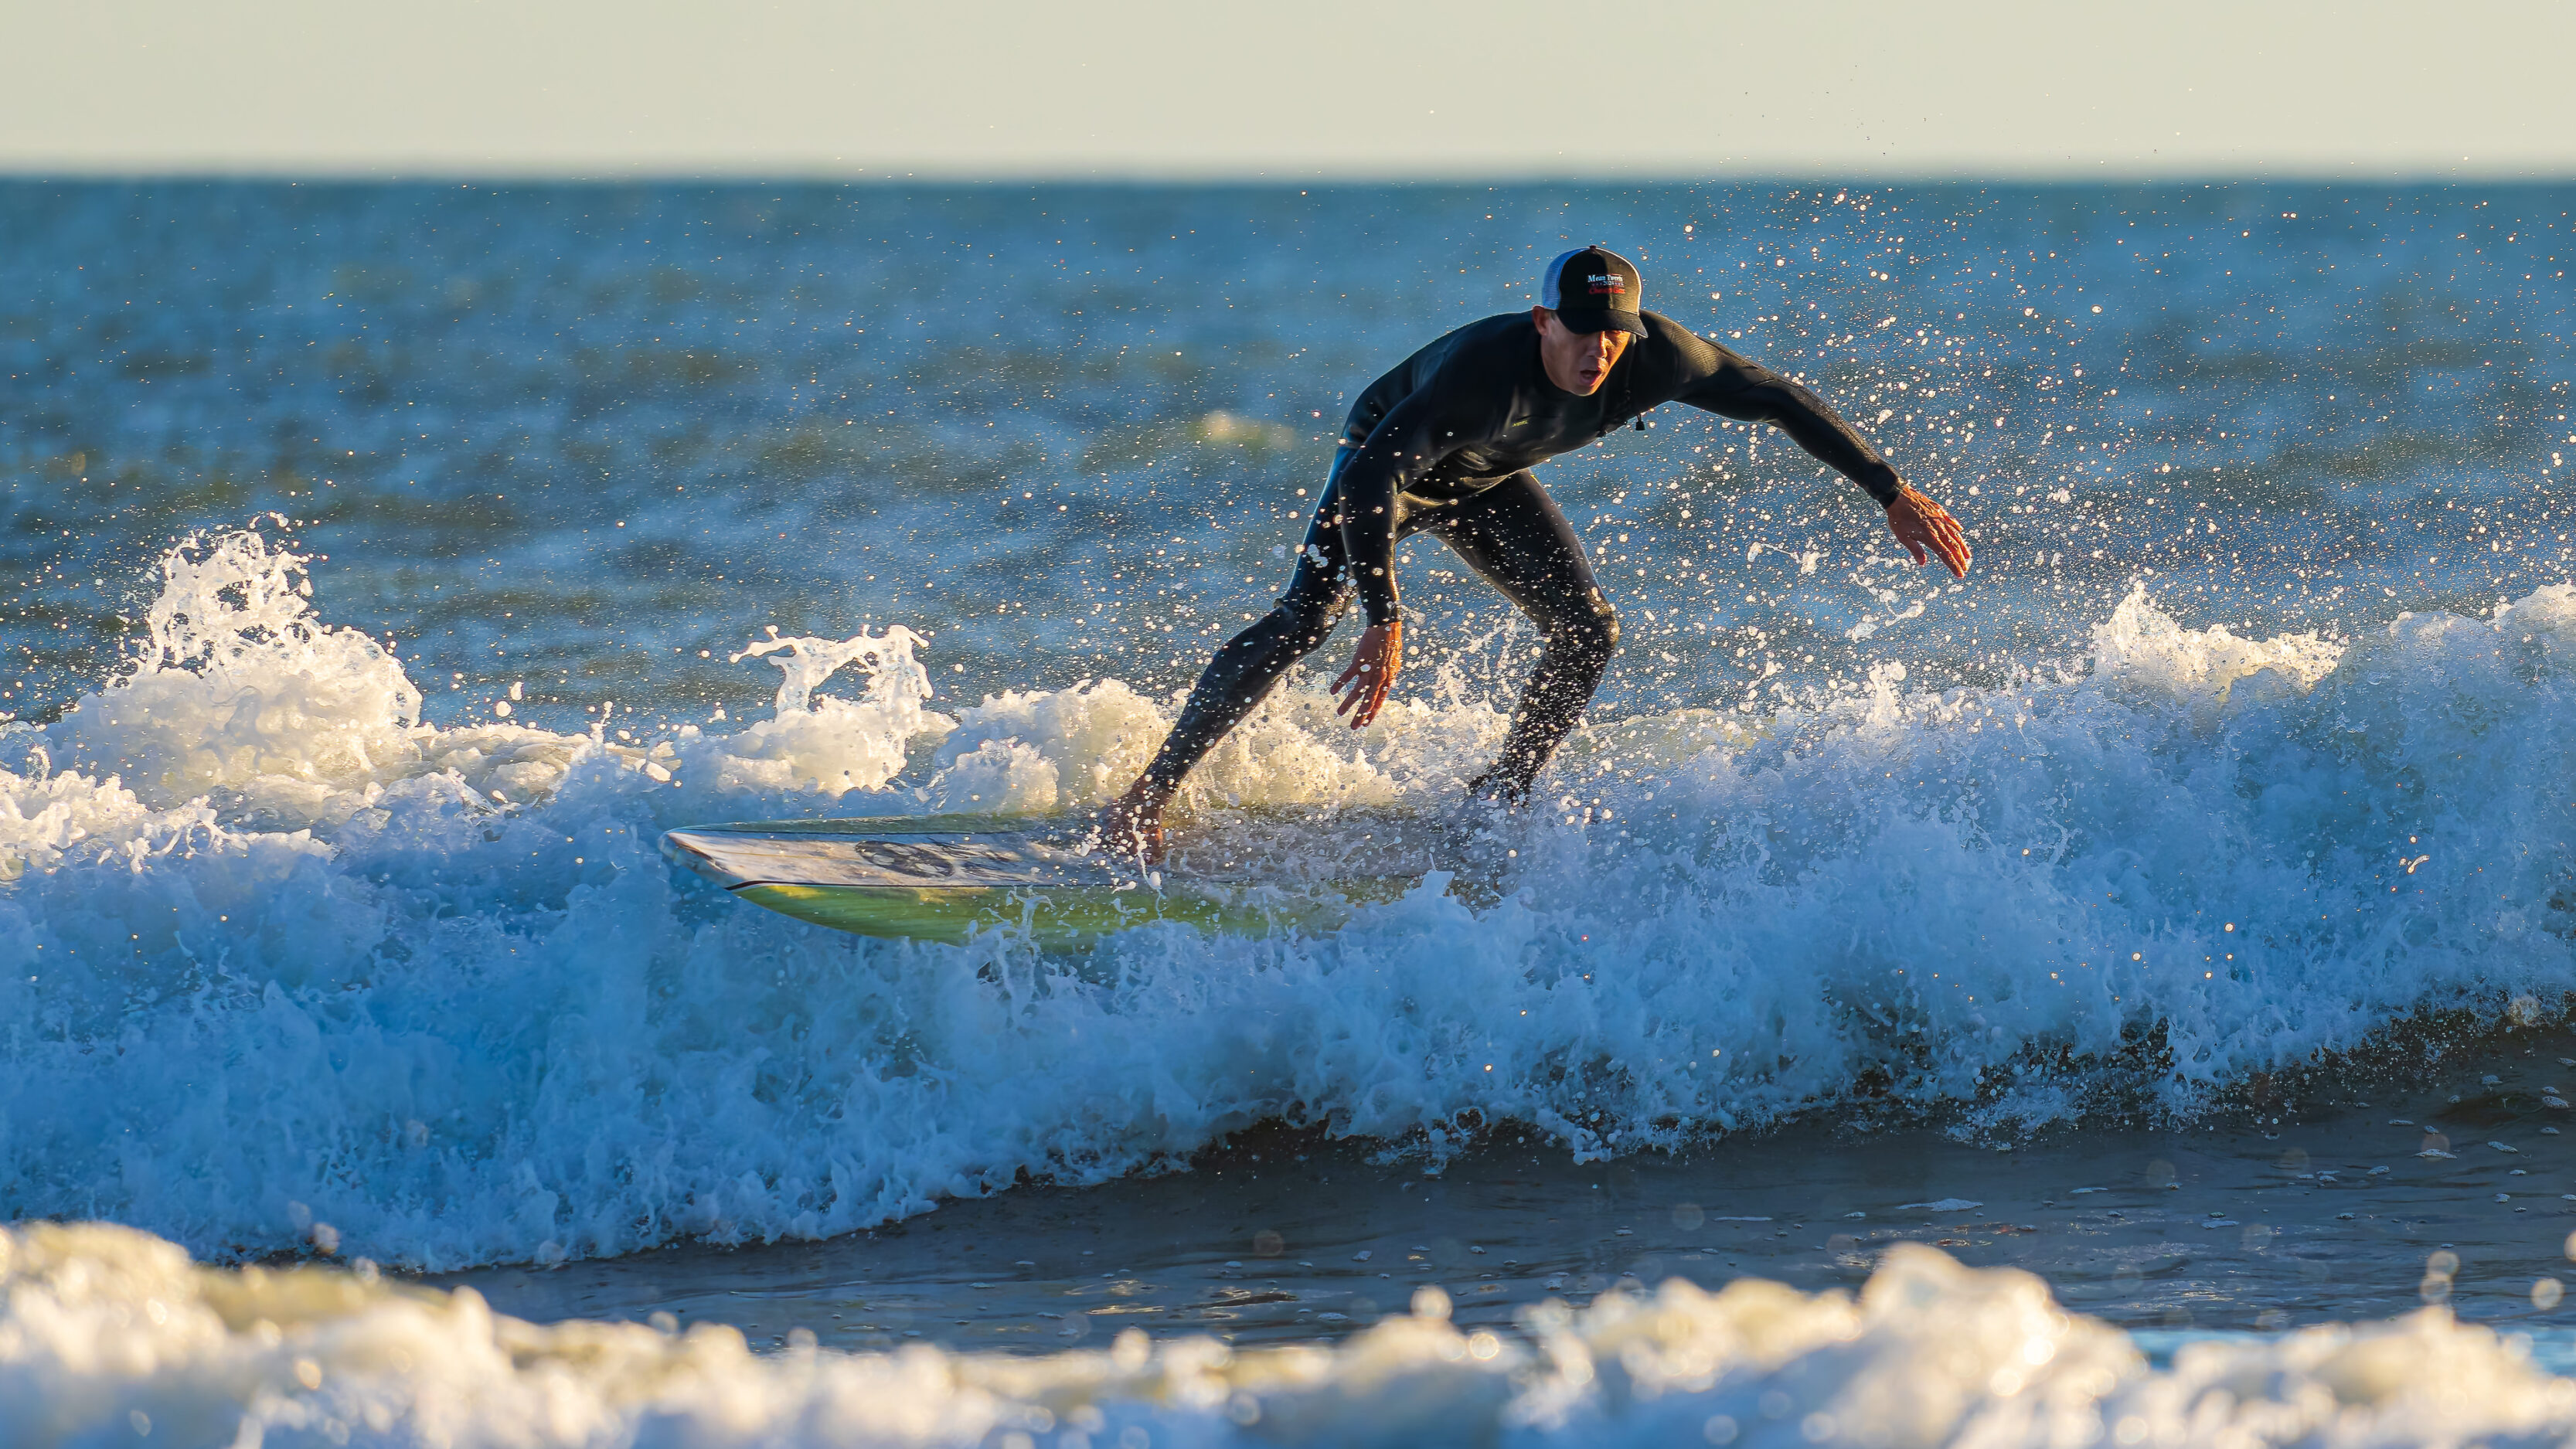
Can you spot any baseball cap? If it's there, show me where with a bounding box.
[1539,245,1647,338]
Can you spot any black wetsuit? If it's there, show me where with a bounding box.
[1135,309,1904,802]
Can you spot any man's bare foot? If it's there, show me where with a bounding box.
[1093,789,1165,862]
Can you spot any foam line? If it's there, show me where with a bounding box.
[5,1221,2571,1448]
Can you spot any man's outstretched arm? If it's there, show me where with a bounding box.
[1673,347,1972,577]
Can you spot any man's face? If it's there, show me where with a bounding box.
[1532,308,1633,396]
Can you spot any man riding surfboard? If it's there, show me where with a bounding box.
[1101,244,1972,855]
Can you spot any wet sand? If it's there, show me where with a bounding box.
[431,1030,2576,1355]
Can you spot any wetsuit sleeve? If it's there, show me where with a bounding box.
[1336,388,1491,625]
[1666,334,1904,506]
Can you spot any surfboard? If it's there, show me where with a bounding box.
[661,808,1469,945]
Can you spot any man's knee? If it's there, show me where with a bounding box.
[1223,590,1339,655]
[1549,590,1619,662]
[1276,582,1351,647]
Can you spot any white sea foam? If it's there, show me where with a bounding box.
[47,527,424,821]
[7,1221,2574,1449]
[1,529,2573,1269]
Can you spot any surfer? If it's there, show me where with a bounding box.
[1099,244,1971,855]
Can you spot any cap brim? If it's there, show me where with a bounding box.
[1553,308,1649,340]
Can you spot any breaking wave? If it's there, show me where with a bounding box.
[1,527,2572,1269]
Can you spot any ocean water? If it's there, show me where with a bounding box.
[6,179,2576,1444]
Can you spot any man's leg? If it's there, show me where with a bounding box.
[1418,471,1620,801]
[1105,455,1361,844]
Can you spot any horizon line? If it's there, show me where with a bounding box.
[7,163,2576,188]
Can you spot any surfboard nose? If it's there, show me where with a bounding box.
[660,827,747,886]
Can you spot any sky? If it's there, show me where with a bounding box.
[5,0,2574,179]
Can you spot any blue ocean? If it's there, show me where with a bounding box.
[5,179,2576,1445]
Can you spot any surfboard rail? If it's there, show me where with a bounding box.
[658,813,1406,944]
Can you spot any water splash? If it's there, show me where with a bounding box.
[53,526,422,815]
[686,625,954,797]
[733,624,933,717]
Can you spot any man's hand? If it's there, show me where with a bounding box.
[1887,485,1972,578]
[1332,620,1404,728]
